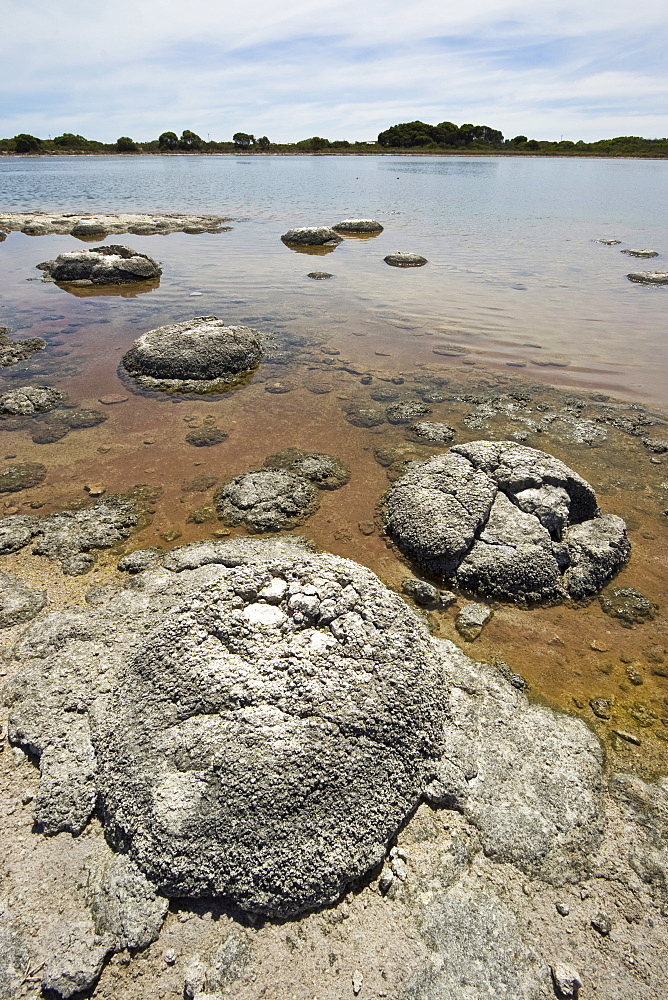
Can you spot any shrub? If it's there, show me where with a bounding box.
[158,131,179,151]
[116,136,138,152]
[13,134,42,153]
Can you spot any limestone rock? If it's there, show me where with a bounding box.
[0,385,65,414]
[263,448,350,490]
[37,245,162,285]
[122,316,264,393]
[333,219,383,233]
[599,586,657,624]
[0,461,46,493]
[627,271,668,284]
[620,249,658,258]
[383,441,629,604]
[214,469,319,531]
[0,328,46,368]
[281,227,342,247]
[386,400,431,424]
[92,854,168,950]
[0,212,231,237]
[0,571,46,627]
[408,421,455,444]
[455,603,492,640]
[384,252,427,267]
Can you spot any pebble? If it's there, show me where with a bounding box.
[589,697,612,720]
[352,970,364,996]
[84,484,106,497]
[556,902,570,916]
[550,964,583,998]
[378,869,394,895]
[612,729,641,746]
[358,521,375,536]
[591,912,612,935]
[164,949,176,965]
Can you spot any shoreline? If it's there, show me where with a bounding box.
[2,149,668,160]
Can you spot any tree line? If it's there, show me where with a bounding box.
[1,125,666,158]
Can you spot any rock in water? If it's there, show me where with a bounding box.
[0,327,46,368]
[263,448,350,490]
[620,248,658,258]
[384,252,428,267]
[627,271,668,284]
[332,219,384,233]
[121,316,265,393]
[6,537,448,917]
[0,385,65,414]
[281,227,343,247]
[383,440,629,603]
[36,245,162,285]
[0,462,47,493]
[214,469,319,531]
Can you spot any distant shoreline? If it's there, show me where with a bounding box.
[1,149,667,160]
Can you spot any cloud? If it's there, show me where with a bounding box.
[0,0,666,141]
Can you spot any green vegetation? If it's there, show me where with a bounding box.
[1,124,666,158]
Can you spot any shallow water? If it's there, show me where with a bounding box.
[0,155,667,776]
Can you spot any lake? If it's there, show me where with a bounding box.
[1,153,667,404]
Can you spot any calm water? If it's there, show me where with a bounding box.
[1,153,667,404]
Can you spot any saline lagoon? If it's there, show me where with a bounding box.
[1,153,666,763]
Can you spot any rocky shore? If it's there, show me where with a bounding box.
[0,212,232,238]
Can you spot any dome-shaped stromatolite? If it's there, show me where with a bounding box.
[384,252,428,267]
[332,219,383,234]
[384,441,630,604]
[37,245,161,285]
[214,469,319,531]
[7,537,447,917]
[121,316,264,393]
[627,271,668,285]
[281,227,343,247]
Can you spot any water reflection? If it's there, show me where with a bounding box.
[54,277,161,298]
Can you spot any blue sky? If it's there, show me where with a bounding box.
[1,0,666,142]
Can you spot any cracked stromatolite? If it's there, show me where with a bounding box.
[6,536,448,917]
[383,440,629,603]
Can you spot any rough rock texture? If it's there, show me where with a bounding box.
[455,603,492,641]
[0,327,46,368]
[214,469,319,531]
[384,441,630,604]
[408,421,456,444]
[263,448,350,489]
[599,585,657,624]
[386,400,432,424]
[332,219,384,233]
[0,385,65,415]
[0,212,231,237]
[281,227,342,247]
[0,497,139,574]
[627,271,668,284]
[3,541,668,999]
[0,461,46,493]
[0,571,47,627]
[6,537,447,917]
[620,249,659,258]
[122,316,264,393]
[384,252,428,267]
[37,245,162,285]
[29,407,107,444]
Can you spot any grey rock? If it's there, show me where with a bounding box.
[333,219,383,233]
[0,211,231,237]
[384,441,629,604]
[214,469,319,531]
[0,461,46,493]
[589,697,612,720]
[386,400,431,424]
[0,327,46,368]
[264,448,350,489]
[162,534,315,572]
[426,641,604,883]
[402,578,440,606]
[0,385,65,414]
[185,426,229,447]
[31,498,139,575]
[117,548,163,574]
[550,964,582,998]
[122,316,264,393]
[413,887,544,1000]
[642,436,668,453]
[307,271,334,279]
[455,603,492,641]
[41,924,114,998]
[0,513,41,553]
[594,238,621,245]
[609,773,668,897]
[0,571,46,627]
[627,271,668,284]
[0,924,29,998]
[599,585,657,624]
[620,248,658,258]
[7,539,448,918]
[590,912,611,935]
[384,252,427,267]
[92,854,168,950]
[37,245,162,285]
[345,403,386,428]
[281,226,342,246]
[408,421,455,444]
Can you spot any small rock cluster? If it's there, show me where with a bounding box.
[0,326,46,368]
[384,440,630,604]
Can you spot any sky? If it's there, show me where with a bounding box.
[1,0,667,143]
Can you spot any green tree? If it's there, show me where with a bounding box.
[233,132,254,147]
[13,133,42,153]
[377,121,438,147]
[116,136,138,152]
[158,131,179,151]
[511,135,528,145]
[297,136,330,150]
[256,135,270,149]
[53,133,88,148]
[179,130,203,150]
[525,139,540,150]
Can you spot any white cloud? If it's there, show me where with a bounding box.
[0,0,666,141]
